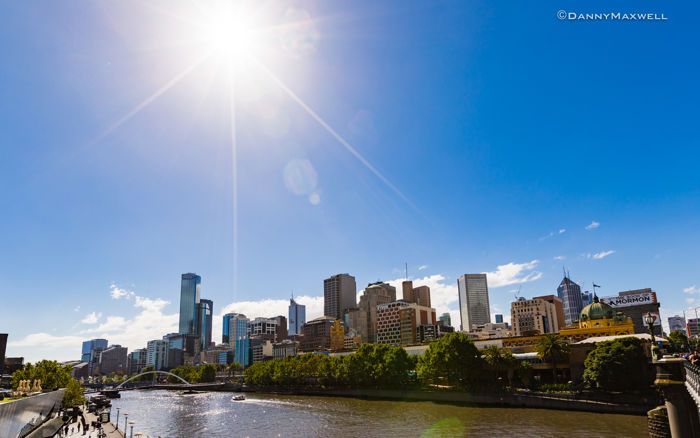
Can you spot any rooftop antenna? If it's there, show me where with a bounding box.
[514,285,522,300]
[405,262,408,280]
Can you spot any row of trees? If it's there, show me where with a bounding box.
[11,360,85,407]
[168,364,219,383]
[245,332,654,392]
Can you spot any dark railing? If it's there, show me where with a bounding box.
[684,361,700,420]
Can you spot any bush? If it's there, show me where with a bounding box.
[583,337,653,391]
[539,383,574,393]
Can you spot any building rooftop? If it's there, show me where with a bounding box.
[573,333,668,345]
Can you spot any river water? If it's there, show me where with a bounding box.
[110,390,646,437]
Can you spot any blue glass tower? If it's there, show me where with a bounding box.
[179,273,201,335]
[81,338,107,362]
[557,275,583,327]
[198,299,213,350]
[222,313,234,344]
[288,298,306,336]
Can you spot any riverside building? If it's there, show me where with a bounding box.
[457,274,491,331]
[375,300,437,346]
[288,297,306,336]
[511,295,564,336]
[324,273,357,321]
[599,288,662,336]
[557,275,583,327]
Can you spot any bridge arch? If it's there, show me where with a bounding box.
[116,370,192,389]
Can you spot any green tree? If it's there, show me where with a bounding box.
[199,364,217,382]
[417,332,484,389]
[583,337,653,391]
[667,331,688,353]
[482,346,518,386]
[63,378,85,407]
[535,334,570,383]
[12,360,72,391]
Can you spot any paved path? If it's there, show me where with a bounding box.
[62,411,124,438]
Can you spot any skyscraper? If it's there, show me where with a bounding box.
[222,313,234,344]
[457,274,491,331]
[357,282,396,342]
[81,339,108,363]
[179,273,201,335]
[557,275,583,327]
[494,314,503,324]
[324,273,357,321]
[439,313,452,327]
[288,297,306,336]
[197,298,213,350]
[402,281,431,307]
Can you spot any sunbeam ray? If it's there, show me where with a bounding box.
[250,57,419,213]
[89,50,213,147]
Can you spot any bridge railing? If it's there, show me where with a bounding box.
[684,361,700,420]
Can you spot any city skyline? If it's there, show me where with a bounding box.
[2,1,699,362]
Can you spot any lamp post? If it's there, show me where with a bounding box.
[123,413,128,434]
[115,408,120,431]
[129,421,135,438]
[645,312,657,346]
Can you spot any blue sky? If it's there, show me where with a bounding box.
[2,1,699,362]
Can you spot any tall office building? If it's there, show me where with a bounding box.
[600,288,662,335]
[0,333,7,374]
[668,315,686,333]
[356,282,396,342]
[128,348,147,375]
[288,298,307,336]
[438,313,452,327]
[557,275,583,327]
[222,313,234,344]
[179,273,201,335]
[494,314,503,324]
[324,274,357,321]
[581,291,594,307]
[402,281,431,307]
[687,318,700,337]
[146,339,169,371]
[99,345,128,375]
[197,298,213,350]
[511,296,563,337]
[81,338,108,363]
[457,274,491,331]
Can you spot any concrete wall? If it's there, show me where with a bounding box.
[0,390,64,438]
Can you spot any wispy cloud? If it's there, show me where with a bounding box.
[80,311,102,324]
[539,229,566,241]
[483,260,543,288]
[589,250,615,260]
[553,255,566,261]
[684,285,700,294]
[418,265,428,271]
[110,284,135,300]
[585,220,600,230]
[559,229,566,234]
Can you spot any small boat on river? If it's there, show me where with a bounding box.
[232,394,245,401]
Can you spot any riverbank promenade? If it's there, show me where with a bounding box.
[63,411,124,438]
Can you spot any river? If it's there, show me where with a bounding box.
[110,390,646,437]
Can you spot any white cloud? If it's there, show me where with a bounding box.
[418,265,428,271]
[9,333,84,349]
[589,250,615,260]
[683,285,700,294]
[553,255,566,261]
[586,221,600,230]
[387,274,460,330]
[80,311,102,324]
[74,306,81,312]
[687,298,697,305]
[558,229,566,234]
[110,284,135,300]
[483,260,543,288]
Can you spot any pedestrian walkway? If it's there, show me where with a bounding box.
[61,410,124,438]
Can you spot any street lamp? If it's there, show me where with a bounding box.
[115,408,120,431]
[123,413,128,433]
[129,421,135,438]
[645,312,657,344]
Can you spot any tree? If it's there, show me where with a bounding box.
[583,337,653,391]
[667,331,688,353]
[12,360,72,391]
[63,378,85,407]
[535,334,570,383]
[417,332,484,389]
[199,364,217,383]
[482,346,517,386]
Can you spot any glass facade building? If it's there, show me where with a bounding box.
[288,298,306,336]
[222,313,235,344]
[234,337,250,367]
[557,276,583,327]
[457,274,491,331]
[178,273,201,335]
[81,338,108,363]
[198,299,213,350]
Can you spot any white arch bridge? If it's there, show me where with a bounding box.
[115,370,192,390]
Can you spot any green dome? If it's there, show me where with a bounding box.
[579,296,615,321]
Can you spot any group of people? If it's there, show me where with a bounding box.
[684,351,700,365]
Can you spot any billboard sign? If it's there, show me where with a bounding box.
[600,292,656,308]
[640,312,662,327]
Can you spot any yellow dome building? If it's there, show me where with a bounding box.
[559,295,635,342]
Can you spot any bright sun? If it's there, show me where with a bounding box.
[197,2,268,61]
